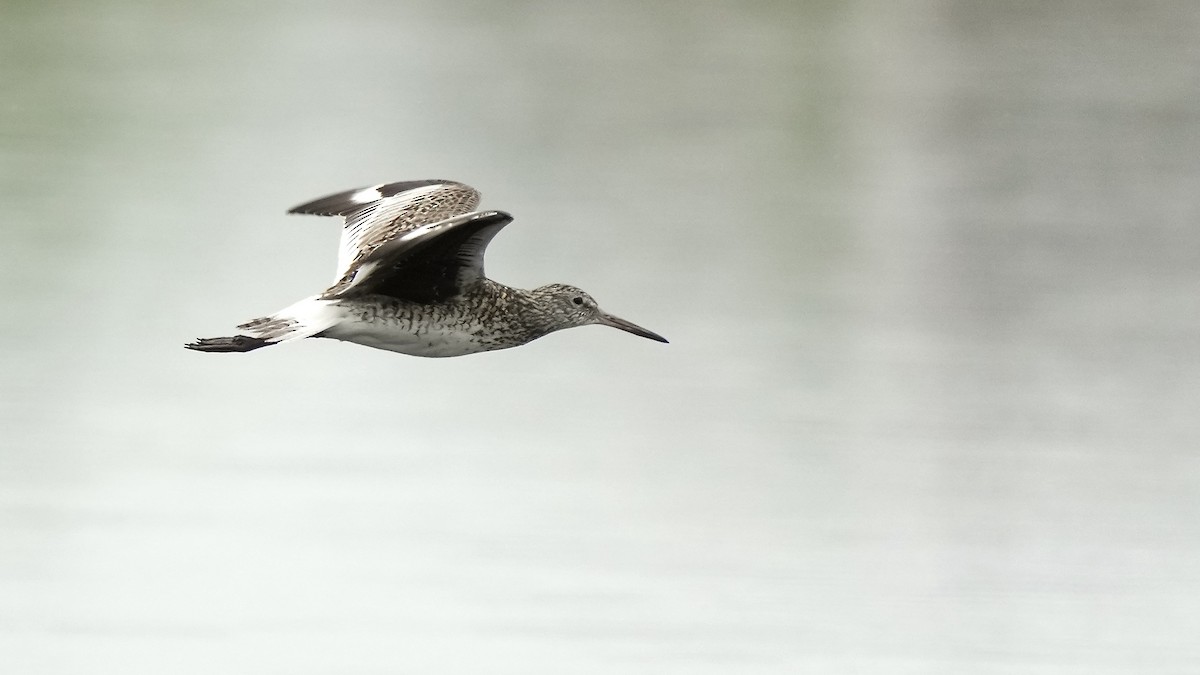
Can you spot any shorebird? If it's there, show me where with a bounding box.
[185,179,667,357]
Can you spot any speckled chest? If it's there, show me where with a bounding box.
[320,291,537,358]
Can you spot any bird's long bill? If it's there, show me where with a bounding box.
[597,311,669,343]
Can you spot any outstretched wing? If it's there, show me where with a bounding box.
[321,210,514,304]
[288,179,481,283]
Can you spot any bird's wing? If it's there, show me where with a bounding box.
[287,179,482,282]
[322,210,514,303]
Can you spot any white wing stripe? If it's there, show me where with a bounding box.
[333,183,478,281]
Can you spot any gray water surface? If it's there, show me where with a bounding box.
[2,2,1199,673]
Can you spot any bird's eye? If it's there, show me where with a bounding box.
[572,296,584,306]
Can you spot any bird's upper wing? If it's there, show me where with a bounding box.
[321,210,514,303]
[288,179,481,283]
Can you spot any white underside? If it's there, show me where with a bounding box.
[321,316,493,357]
[244,296,504,357]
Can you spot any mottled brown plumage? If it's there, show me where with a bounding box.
[186,180,667,357]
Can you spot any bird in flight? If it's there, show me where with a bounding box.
[186,179,667,357]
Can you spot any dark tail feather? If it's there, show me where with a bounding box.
[184,335,274,353]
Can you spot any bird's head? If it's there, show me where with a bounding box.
[531,283,668,343]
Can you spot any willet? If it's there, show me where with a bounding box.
[185,179,668,357]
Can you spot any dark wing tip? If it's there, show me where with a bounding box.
[376,178,461,199]
[286,179,465,216]
[286,186,373,216]
[472,209,513,224]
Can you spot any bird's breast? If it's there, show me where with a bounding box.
[320,300,528,357]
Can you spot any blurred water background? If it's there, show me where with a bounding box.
[2,1,1199,673]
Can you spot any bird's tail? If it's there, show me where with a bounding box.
[185,296,341,354]
[185,335,273,352]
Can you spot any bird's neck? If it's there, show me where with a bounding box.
[478,280,562,341]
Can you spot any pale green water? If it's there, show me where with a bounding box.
[2,2,1199,673]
